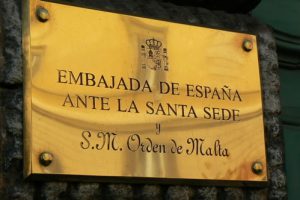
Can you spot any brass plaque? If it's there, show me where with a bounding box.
[23,0,267,184]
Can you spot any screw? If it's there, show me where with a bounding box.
[252,161,263,175]
[243,39,253,52]
[39,152,53,166]
[36,7,49,22]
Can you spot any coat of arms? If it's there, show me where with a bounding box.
[140,38,169,71]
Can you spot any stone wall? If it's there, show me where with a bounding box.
[0,0,287,199]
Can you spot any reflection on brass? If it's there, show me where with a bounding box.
[39,152,53,166]
[252,161,263,175]
[243,39,253,52]
[23,0,267,184]
[36,6,49,22]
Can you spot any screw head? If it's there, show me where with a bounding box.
[252,161,263,175]
[243,39,253,52]
[39,152,53,166]
[36,7,49,22]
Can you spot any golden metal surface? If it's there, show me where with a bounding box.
[23,0,267,184]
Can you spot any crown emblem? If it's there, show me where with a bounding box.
[146,38,162,50]
[140,38,169,71]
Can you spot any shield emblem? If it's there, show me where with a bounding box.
[140,38,169,71]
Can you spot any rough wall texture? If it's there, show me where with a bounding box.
[0,0,287,199]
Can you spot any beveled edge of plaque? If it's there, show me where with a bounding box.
[42,0,259,36]
[25,174,268,187]
[23,0,32,178]
[255,35,269,185]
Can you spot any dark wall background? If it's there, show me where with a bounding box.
[0,0,287,199]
